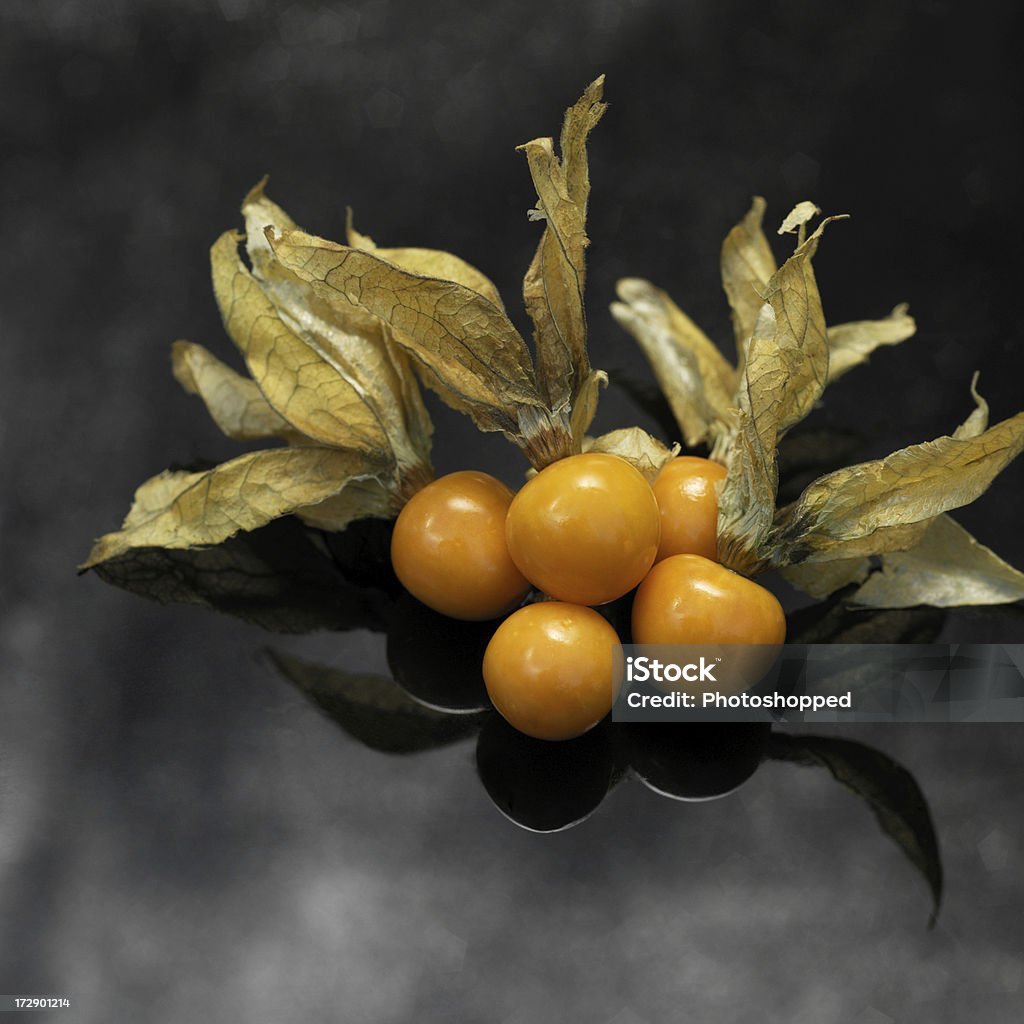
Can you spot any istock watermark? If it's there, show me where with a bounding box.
[612,644,1024,722]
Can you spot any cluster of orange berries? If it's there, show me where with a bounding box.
[390,453,786,741]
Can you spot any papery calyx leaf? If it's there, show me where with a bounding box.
[583,427,680,483]
[826,305,916,383]
[267,228,548,440]
[769,412,1024,567]
[721,196,777,370]
[850,515,1024,609]
[717,217,839,573]
[81,447,391,569]
[171,340,302,443]
[611,278,736,447]
[518,76,606,413]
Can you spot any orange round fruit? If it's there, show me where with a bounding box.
[505,453,661,606]
[632,553,786,645]
[390,470,530,621]
[483,602,621,741]
[651,456,727,562]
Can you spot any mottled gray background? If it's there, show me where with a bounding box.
[2,0,1023,1021]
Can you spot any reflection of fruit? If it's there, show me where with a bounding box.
[390,471,530,621]
[483,602,621,740]
[385,592,493,712]
[632,554,786,645]
[651,456,727,563]
[476,715,614,831]
[624,723,770,801]
[505,453,660,605]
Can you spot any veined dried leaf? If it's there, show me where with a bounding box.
[721,196,776,368]
[780,555,872,600]
[953,372,989,440]
[769,412,1024,566]
[851,515,1024,608]
[583,427,679,482]
[718,219,837,571]
[210,231,393,457]
[518,76,606,411]
[240,177,298,272]
[81,446,389,569]
[242,186,434,475]
[569,368,608,446]
[268,228,546,437]
[778,201,822,237]
[827,305,916,383]
[171,340,301,443]
[611,279,734,447]
[295,477,397,531]
[345,210,504,308]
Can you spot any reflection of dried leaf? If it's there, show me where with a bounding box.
[583,428,679,482]
[171,340,300,443]
[82,447,388,568]
[721,196,776,369]
[611,279,734,446]
[770,413,1024,566]
[777,200,821,236]
[91,516,390,634]
[269,651,485,754]
[768,732,942,926]
[851,515,1024,608]
[718,220,837,572]
[826,305,916,383]
[269,229,546,437]
[518,76,606,412]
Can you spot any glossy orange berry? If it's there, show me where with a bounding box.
[632,553,786,646]
[483,602,622,741]
[391,471,530,621]
[651,456,727,562]
[505,453,661,606]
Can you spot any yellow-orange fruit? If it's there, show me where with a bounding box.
[631,553,786,646]
[390,471,530,621]
[651,456,727,562]
[505,453,661,606]
[483,602,621,741]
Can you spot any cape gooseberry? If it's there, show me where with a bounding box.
[505,452,661,606]
[390,471,530,621]
[651,455,727,563]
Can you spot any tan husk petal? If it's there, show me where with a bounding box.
[721,196,777,368]
[826,305,916,383]
[267,228,547,439]
[241,187,433,474]
[295,477,398,531]
[569,368,608,446]
[953,372,989,440]
[171,340,302,443]
[850,515,1024,608]
[518,76,606,411]
[210,230,393,457]
[768,412,1024,566]
[583,427,680,483]
[780,556,872,600]
[82,447,390,569]
[717,218,837,573]
[611,279,734,447]
[778,201,822,237]
[344,210,505,309]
